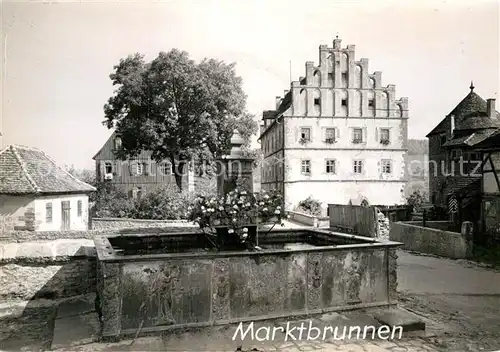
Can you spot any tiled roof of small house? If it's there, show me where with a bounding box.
[426,86,500,137]
[442,129,498,147]
[0,145,96,195]
[473,130,500,150]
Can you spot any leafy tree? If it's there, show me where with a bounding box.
[103,50,258,191]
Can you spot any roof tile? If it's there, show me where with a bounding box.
[0,145,96,195]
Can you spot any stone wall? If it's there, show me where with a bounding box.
[91,217,196,231]
[1,222,197,243]
[389,221,473,259]
[0,239,97,301]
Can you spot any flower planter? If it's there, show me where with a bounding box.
[258,215,280,225]
[214,225,257,249]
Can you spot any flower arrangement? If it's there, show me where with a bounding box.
[188,189,286,246]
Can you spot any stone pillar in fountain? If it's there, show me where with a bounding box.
[216,132,255,196]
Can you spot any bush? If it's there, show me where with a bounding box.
[426,205,449,221]
[93,182,134,218]
[129,186,193,220]
[297,197,323,217]
[406,190,424,211]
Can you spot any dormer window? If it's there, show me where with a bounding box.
[114,137,122,150]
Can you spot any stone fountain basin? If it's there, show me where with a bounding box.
[94,228,402,339]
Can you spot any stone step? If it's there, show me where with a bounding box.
[372,308,426,335]
[50,294,100,350]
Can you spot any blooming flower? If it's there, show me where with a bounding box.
[219,206,224,211]
[243,227,248,233]
[232,218,237,222]
[262,207,268,212]
[274,209,280,215]
[228,229,234,233]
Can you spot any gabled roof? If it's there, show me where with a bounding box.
[92,131,117,160]
[0,145,96,195]
[426,87,500,137]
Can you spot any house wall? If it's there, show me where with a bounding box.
[260,39,408,210]
[0,195,35,231]
[94,133,194,196]
[34,194,90,231]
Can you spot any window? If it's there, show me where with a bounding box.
[382,159,392,174]
[45,203,52,223]
[136,162,144,175]
[301,160,311,175]
[77,200,82,217]
[468,152,481,161]
[327,73,333,83]
[380,128,390,144]
[104,162,113,174]
[113,137,122,150]
[353,160,363,174]
[341,99,347,107]
[325,128,336,143]
[326,159,336,174]
[160,162,171,175]
[451,149,462,160]
[314,97,321,106]
[368,99,374,107]
[440,135,447,147]
[352,128,363,143]
[300,127,311,141]
[341,72,348,83]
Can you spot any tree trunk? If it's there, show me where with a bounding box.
[172,158,185,192]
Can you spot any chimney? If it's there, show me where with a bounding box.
[487,98,496,118]
[275,96,281,110]
[450,115,455,136]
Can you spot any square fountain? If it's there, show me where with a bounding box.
[94,228,401,339]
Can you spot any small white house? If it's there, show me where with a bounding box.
[0,145,96,232]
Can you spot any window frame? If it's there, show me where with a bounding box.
[352,128,363,143]
[380,128,390,143]
[325,159,336,174]
[301,159,311,175]
[382,159,392,174]
[353,160,363,174]
[325,128,336,143]
[104,162,113,174]
[45,202,53,223]
[300,127,311,141]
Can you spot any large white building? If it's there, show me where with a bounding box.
[259,38,409,211]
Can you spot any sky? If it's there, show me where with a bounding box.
[1,0,499,169]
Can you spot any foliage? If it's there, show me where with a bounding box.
[93,182,134,218]
[103,49,258,192]
[297,197,322,217]
[188,189,285,245]
[128,185,192,220]
[406,190,425,211]
[425,205,449,221]
[92,181,217,220]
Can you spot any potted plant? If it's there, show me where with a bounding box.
[188,189,286,249]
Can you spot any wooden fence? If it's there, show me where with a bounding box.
[328,204,378,238]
